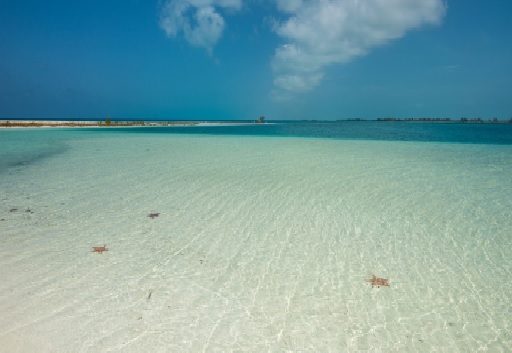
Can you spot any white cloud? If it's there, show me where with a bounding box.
[159,0,242,53]
[159,0,447,98]
[271,0,447,97]
[276,0,304,13]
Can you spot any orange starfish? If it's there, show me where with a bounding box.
[365,274,389,288]
[92,245,108,254]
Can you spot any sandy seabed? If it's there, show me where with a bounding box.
[1,131,511,352]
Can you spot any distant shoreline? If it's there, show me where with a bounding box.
[1,118,511,128]
[370,118,512,124]
[0,120,257,128]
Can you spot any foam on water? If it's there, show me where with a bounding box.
[1,129,511,351]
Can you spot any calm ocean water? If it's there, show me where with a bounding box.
[1,122,511,351]
[86,121,512,144]
[1,122,511,172]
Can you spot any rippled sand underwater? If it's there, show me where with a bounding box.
[1,130,511,351]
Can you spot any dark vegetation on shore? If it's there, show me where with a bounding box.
[0,120,199,128]
[1,115,511,127]
[350,117,512,123]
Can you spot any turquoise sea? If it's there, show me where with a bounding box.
[1,122,511,352]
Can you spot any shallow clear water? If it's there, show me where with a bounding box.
[1,124,511,352]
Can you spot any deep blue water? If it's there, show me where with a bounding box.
[80,121,512,145]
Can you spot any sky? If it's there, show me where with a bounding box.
[0,0,511,121]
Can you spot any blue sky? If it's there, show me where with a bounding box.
[0,0,511,121]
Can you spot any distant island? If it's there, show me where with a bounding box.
[0,117,266,128]
[347,117,512,124]
[0,120,200,128]
[1,116,511,128]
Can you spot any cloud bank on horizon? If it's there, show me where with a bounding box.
[159,0,447,98]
